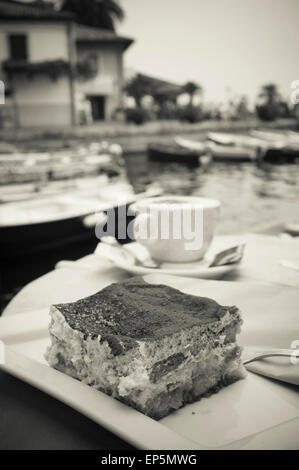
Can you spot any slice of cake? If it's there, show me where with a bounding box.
[45,277,245,420]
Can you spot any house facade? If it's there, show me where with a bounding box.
[0,0,133,128]
[75,24,131,123]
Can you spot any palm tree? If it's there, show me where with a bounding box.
[125,74,153,108]
[183,81,202,107]
[61,0,124,31]
[256,83,281,121]
[258,83,280,106]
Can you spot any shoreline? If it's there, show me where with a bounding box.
[0,118,297,153]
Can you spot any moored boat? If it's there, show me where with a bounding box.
[175,134,257,162]
[0,142,124,186]
[175,134,258,162]
[179,132,299,164]
[258,146,299,164]
[174,136,207,153]
[207,132,265,150]
[208,142,258,162]
[250,130,299,144]
[0,183,160,297]
[148,142,209,165]
[251,131,299,164]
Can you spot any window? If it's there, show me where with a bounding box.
[8,34,28,61]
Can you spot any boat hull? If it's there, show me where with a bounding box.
[148,144,201,165]
[209,144,257,162]
[0,203,134,298]
[260,148,299,164]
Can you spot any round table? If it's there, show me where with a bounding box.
[1,234,299,449]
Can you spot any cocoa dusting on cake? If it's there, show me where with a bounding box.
[54,277,238,356]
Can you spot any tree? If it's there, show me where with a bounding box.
[182,81,202,107]
[258,83,281,106]
[231,95,250,120]
[256,83,281,121]
[24,1,123,29]
[124,75,153,108]
[60,0,124,31]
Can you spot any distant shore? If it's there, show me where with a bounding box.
[0,118,297,153]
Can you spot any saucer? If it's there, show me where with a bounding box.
[97,237,243,279]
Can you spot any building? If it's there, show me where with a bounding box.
[0,0,133,127]
[75,24,132,123]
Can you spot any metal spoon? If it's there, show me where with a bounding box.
[243,348,299,365]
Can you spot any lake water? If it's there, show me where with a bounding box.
[124,153,299,235]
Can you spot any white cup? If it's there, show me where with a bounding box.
[131,196,220,263]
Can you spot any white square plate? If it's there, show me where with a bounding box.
[1,275,299,449]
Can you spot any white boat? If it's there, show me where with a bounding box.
[0,142,124,183]
[0,181,160,257]
[208,142,258,162]
[250,130,299,164]
[251,130,288,141]
[175,135,258,162]
[174,136,207,153]
[250,130,299,151]
[207,132,265,149]
[176,132,299,164]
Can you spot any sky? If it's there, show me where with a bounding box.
[118,0,299,106]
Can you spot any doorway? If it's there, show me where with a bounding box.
[88,95,106,121]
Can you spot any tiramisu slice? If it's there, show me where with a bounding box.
[45,277,245,419]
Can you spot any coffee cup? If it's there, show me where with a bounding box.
[131,196,220,263]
